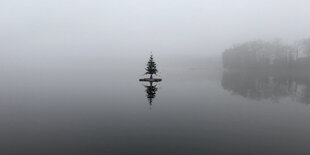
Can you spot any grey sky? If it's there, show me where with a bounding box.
[1,0,310,62]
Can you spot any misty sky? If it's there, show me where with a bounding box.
[1,0,310,63]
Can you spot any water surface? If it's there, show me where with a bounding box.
[0,58,310,155]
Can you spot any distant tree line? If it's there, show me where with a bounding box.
[221,38,310,104]
[222,39,310,71]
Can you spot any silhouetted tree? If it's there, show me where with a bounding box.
[145,54,158,79]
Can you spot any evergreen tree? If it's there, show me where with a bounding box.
[145,54,158,79]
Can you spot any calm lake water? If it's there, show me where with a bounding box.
[1,57,310,155]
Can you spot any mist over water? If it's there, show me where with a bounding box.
[1,0,310,154]
[0,55,310,154]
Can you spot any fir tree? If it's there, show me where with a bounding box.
[145,54,158,79]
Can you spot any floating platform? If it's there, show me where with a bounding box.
[139,78,162,82]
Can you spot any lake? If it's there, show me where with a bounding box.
[0,56,310,155]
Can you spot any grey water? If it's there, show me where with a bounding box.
[1,56,310,155]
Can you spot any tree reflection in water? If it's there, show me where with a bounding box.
[222,70,310,104]
[144,82,158,109]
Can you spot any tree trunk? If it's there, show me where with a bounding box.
[150,74,153,79]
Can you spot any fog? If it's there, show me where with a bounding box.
[2,1,310,154]
[1,0,310,63]
[1,0,309,96]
